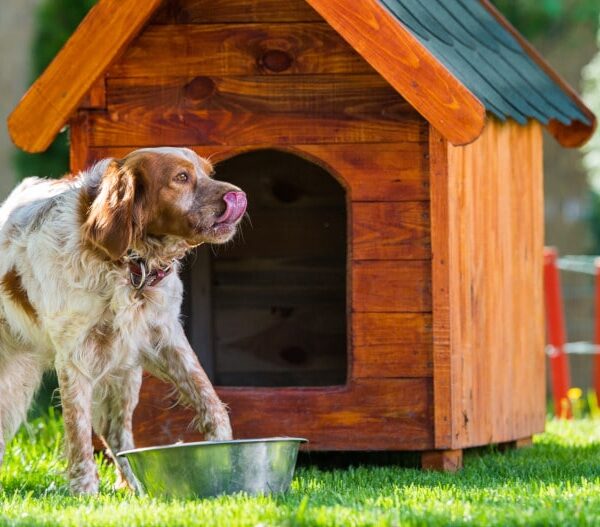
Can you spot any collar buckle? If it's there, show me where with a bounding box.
[129,260,147,290]
[128,258,173,290]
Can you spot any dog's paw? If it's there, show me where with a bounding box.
[114,463,145,495]
[69,474,99,495]
[114,472,144,495]
[204,413,233,441]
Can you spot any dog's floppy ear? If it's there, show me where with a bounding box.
[82,159,138,260]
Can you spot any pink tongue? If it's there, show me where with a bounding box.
[216,191,247,224]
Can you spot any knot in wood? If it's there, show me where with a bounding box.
[184,77,216,101]
[259,49,293,73]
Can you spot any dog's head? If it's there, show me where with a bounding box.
[81,147,246,260]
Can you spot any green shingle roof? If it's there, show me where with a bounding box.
[380,0,591,127]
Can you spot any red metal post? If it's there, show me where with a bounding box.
[543,247,571,418]
[594,259,600,400]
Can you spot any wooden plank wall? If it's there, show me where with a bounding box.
[430,120,545,449]
[87,0,424,148]
[74,0,437,450]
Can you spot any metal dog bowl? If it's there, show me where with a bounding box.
[117,437,307,499]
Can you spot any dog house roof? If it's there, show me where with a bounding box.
[383,0,592,132]
[8,0,596,153]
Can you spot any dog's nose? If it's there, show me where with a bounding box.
[215,191,247,224]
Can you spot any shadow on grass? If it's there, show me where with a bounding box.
[298,450,421,470]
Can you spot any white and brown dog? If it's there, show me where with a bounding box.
[0,147,246,494]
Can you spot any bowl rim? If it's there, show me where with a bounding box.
[117,437,308,457]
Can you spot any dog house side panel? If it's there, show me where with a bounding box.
[430,120,545,450]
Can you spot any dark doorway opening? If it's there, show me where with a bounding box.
[182,150,347,386]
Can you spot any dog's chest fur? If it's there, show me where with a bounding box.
[0,175,183,381]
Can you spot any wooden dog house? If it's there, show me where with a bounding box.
[8,0,596,469]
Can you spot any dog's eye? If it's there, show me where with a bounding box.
[174,172,189,183]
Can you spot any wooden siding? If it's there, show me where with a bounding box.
[352,261,431,313]
[85,75,426,147]
[94,9,426,149]
[430,119,545,449]
[134,376,434,450]
[352,313,433,378]
[108,24,371,77]
[353,202,430,260]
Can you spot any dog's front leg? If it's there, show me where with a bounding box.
[56,363,98,494]
[92,367,144,493]
[144,324,232,441]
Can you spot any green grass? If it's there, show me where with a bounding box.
[2,413,600,526]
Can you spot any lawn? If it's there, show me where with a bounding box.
[2,412,600,526]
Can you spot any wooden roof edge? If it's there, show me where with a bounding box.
[7,0,163,153]
[480,0,597,148]
[305,0,486,146]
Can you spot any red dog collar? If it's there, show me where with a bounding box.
[128,260,173,290]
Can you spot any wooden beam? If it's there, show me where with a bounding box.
[421,449,463,472]
[304,0,486,146]
[497,436,534,451]
[134,376,434,450]
[428,126,455,449]
[68,112,90,174]
[7,0,163,153]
